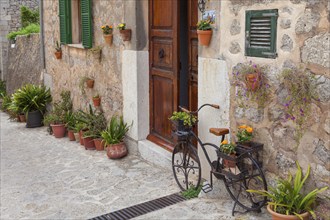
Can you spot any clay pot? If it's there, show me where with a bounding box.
[79,130,84,145]
[245,73,260,91]
[86,79,94,88]
[94,138,105,151]
[51,124,66,138]
[93,97,101,107]
[197,30,212,46]
[68,130,75,141]
[119,29,131,41]
[103,34,113,45]
[18,113,26,122]
[223,154,236,168]
[106,142,128,159]
[55,51,62,59]
[267,205,310,220]
[73,132,80,143]
[83,136,95,150]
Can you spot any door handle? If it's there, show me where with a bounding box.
[158,48,165,59]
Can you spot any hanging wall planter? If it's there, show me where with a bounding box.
[101,25,113,45]
[245,73,261,91]
[103,34,113,45]
[117,23,131,41]
[54,40,62,59]
[92,95,101,107]
[196,19,212,46]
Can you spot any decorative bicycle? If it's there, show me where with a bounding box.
[171,104,267,215]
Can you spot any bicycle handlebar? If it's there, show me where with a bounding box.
[179,103,220,115]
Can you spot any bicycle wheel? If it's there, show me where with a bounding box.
[172,141,201,191]
[223,154,267,211]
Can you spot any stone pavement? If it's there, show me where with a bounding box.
[0,112,270,219]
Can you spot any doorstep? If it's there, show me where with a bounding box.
[137,139,172,171]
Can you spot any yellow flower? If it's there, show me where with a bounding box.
[239,125,247,129]
[101,25,105,29]
[221,140,228,145]
[246,127,253,133]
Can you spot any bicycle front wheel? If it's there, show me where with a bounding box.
[223,154,267,211]
[172,141,201,191]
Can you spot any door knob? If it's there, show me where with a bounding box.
[158,48,165,59]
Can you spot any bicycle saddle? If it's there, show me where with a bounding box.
[209,128,229,136]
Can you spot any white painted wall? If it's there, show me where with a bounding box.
[198,57,230,180]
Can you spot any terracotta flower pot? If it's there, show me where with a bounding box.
[68,130,75,141]
[106,142,128,159]
[94,138,105,151]
[83,136,95,150]
[119,29,131,41]
[93,97,101,107]
[245,73,260,91]
[18,113,26,122]
[79,130,84,145]
[267,205,310,220]
[55,51,62,59]
[86,79,94,88]
[197,30,212,46]
[51,124,66,138]
[223,154,236,168]
[103,34,113,45]
[73,132,80,143]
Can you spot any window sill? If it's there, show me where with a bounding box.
[67,44,85,49]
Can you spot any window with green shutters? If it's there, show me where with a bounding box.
[58,0,92,49]
[245,9,278,59]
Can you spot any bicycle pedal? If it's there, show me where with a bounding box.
[202,183,213,193]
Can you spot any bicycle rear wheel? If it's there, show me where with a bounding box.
[223,154,267,211]
[172,141,201,191]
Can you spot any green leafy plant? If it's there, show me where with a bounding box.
[1,95,11,111]
[0,80,6,98]
[55,40,61,52]
[117,23,126,30]
[197,19,212,30]
[80,110,107,139]
[247,161,328,219]
[219,140,236,155]
[7,23,40,40]
[101,116,130,145]
[20,6,39,28]
[231,62,270,108]
[169,111,197,127]
[101,25,113,34]
[279,68,318,140]
[65,111,78,131]
[10,84,52,115]
[236,125,253,143]
[181,184,202,199]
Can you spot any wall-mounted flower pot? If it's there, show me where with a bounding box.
[93,97,101,107]
[51,124,66,138]
[26,110,43,128]
[197,30,212,46]
[106,142,128,159]
[55,51,62,59]
[103,34,113,45]
[86,79,94,88]
[83,136,95,150]
[245,73,260,91]
[68,130,75,141]
[119,29,132,41]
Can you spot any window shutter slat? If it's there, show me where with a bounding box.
[245,9,278,58]
[59,0,72,44]
[81,0,92,49]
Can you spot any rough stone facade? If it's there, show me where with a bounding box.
[43,0,126,118]
[218,0,329,202]
[6,33,42,94]
[0,0,39,81]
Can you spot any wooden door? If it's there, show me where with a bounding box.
[148,0,179,150]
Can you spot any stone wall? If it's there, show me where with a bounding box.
[43,0,126,118]
[6,33,42,94]
[217,0,329,199]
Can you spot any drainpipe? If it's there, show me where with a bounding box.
[39,0,46,71]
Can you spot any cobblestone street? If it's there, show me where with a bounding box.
[0,112,269,219]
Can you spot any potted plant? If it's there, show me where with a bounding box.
[247,161,328,220]
[101,25,113,45]
[54,41,62,59]
[10,84,52,128]
[219,140,236,168]
[82,111,107,150]
[92,94,101,107]
[236,125,253,146]
[79,76,94,95]
[169,111,197,131]
[73,122,84,143]
[117,23,131,41]
[101,116,131,159]
[197,19,212,46]
[65,111,77,141]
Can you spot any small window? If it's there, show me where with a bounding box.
[245,9,278,59]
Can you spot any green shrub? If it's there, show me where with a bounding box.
[21,6,39,28]
[0,80,6,98]
[7,24,40,40]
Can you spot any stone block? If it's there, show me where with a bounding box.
[280,19,291,29]
[229,41,241,54]
[281,34,293,51]
[245,107,264,123]
[295,10,320,34]
[230,19,240,36]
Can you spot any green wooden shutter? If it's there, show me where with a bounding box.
[59,0,72,44]
[81,0,92,48]
[245,9,278,59]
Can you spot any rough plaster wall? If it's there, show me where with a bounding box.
[214,0,330,202]
[43,0,125,118]
[6,34,42,94]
